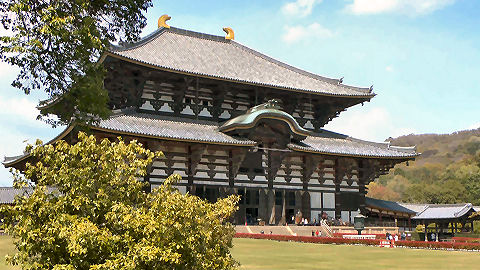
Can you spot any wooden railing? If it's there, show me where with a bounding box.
[321,219,333,237]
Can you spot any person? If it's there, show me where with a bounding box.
[312,231,315,236]
[401,232,406,240]
[431,233,436,242]
[291,215,295,224]
[304,218,309,226]
[301,218,305,226]
[313,218,317,226]
[386,232,390,240]
[315,230,320,237]
[394,234,398,242]
[295,210,303,225]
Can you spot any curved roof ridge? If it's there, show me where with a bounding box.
[455,203,473,217]
[346,137,391,149]
[111,27,231,52]
[230,40,373,95]
[219,101,310,139]
[111,27,167,52]
[106,26,375,98]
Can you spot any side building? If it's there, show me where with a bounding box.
[3,16,418,225]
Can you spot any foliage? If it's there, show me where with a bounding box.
[0,133,239,270]
[367,129,480,204]
[235,233,480,250]
[0,0,153,125]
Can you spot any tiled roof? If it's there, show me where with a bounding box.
[108,27,374,98]
[365,197,416,215]
[412,203,475,220]
[0,187,33,204]
[398,203,429,214]
[0,187,58,204]
[4,109,418,167]
[289,131,417,159]
[94,111,256,146]
[94,111,417,158]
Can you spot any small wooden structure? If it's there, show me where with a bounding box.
[411,203,480,241]
[364,197,416,231]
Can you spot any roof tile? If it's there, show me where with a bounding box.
[109,27,373,97]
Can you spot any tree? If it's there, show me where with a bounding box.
[1,133,239,269]
[0,0,153,125]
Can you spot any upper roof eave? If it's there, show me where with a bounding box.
[103,51,376,99]
[104,26,376,99]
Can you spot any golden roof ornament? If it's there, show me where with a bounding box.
[158,14,171,29]
[223,27,234,40]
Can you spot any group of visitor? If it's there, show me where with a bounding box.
[385,232,407,242]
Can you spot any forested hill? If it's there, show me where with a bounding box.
[366,128,480,204]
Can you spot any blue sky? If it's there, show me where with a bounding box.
[0,0,479,186]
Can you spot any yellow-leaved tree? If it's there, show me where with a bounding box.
[1,132,239,269]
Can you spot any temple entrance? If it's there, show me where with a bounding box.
[245,189,260,225]
[286,191,296,224]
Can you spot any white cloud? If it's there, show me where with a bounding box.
[282,22,333,43]
[0,96,39,122]
[0,61,18,79]
[345,0,456,15]
[282,0,322,17]
[385,65,394,72]
[324,106,416,142]
[0,96,59,186]
[468,122,480,130]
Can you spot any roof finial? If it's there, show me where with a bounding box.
[369,85,374,92]
[158,14,171,29]
[223,27,234,40]
[338,77,344,84]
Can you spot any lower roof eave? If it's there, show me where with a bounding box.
[289,146,418,160]
[89,126,257,147]
[411,216,472,220]
[3,125,76,168]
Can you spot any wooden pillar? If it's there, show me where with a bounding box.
[267,151,273,189]
[195,77,199,119]
[424,221,428,242]
[435,222,439,242]
[334,159,342,220]
[301,191,311,222]
[320,192,324,216]
[408,217,412,232]
[187,145,193,190]
[259,188,268,223]
[143,163,152,193]
[357,160,366,214]
[302,156,309,191]
[280,191,287,225]
[228,150,234,188]
[267,189,275,225]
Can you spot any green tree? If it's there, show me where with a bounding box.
[0,0,153,125]
[1,133,239,269]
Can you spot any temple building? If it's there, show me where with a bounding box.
[3,16,418,225]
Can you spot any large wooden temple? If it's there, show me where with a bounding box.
[4,16,418,225]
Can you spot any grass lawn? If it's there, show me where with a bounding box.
[0,235,19,270]
[232,238,479,270]
[1,236,478,269]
